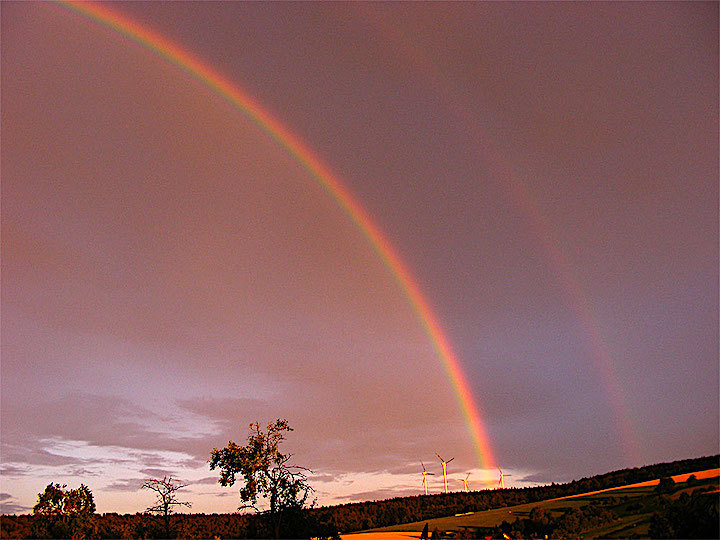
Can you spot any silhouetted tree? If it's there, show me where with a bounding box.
[209,419,313,538]
[32,483,96,538]
[142,476,191,538]
[656,477,676,494]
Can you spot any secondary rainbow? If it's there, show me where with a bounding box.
[59,1,496,469]
[355,5,642,464]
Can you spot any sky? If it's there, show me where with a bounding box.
[1,1,718,515]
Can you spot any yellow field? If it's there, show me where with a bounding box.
[555,467,719,500]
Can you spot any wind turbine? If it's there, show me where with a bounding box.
[420,462,435,496]
[461,473,470,492]
[435,453,454,494]
[497,467,512,489]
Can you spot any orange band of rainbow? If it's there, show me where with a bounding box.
[59,1,496,469]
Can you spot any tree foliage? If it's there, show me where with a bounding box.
[209,419,313,538]
[656,476,676,494]
[32,483,96,538]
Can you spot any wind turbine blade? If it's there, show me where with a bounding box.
[447,457,455,464]
[422,462,426,472]
[435,453,443,461]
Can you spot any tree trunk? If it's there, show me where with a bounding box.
[270,500,280,539]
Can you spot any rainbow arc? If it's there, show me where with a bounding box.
[60,0,496,469]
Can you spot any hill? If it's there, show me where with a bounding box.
[309,455,718,535]
[354,468,718,539]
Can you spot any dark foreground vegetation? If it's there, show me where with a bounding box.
[1,455,717,539]
[485,476,718,540]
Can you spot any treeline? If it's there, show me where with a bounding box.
[1,454,717,539]
[0,512,254,540]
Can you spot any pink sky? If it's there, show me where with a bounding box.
[2,1,717,514]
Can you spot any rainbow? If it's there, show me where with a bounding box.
[59,1,496,469]
[355,4,642,464]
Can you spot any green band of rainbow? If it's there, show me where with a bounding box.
[60,0,496,469]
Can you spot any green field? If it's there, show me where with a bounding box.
[363,473,719,539]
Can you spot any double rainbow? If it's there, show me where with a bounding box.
[60,1,496,469]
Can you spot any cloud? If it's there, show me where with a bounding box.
[381,462,428,476]
[67,467,102,477]
[197,490,235,498]
[333,487,422,503]
[1,393,217,466]
[192,476,221,486]
[517,472,554,484]
[104,478,145,493]
[177,397,272,422]
[0,388,614,510]
[0,493,31,514]
[131,453,206,471]
[0,502,31,514]
[308,472,343,484]
[177,395,474,479]
[1,446,98,468]
[176,397,278,443]
[0,465,30,477]
[138,468,177,479]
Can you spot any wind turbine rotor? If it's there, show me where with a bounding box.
[497,467,512,489]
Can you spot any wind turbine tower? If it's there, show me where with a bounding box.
[497,467,512,489]
[461,473,470,492]
[435,453,454,494]
[420,462,435,496]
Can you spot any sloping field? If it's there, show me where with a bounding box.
[556,467,719,500]
[343,468,718,539]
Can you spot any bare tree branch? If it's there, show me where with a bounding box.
[141,476,191,538]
